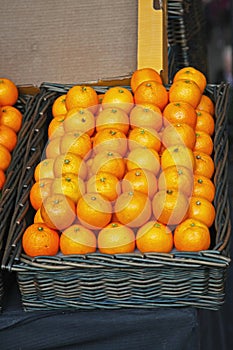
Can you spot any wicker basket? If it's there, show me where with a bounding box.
[167,0,208,75]
[0,89,40,310]
[1,82,231,311]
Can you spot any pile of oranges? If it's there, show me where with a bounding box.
[22,66,216,257]
[0,78,23,190]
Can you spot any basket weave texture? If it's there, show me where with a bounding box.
[1,82,231,311]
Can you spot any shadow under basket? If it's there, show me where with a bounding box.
[1,82,231,311]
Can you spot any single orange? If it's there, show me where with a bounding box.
[60,131,92,159]
[64,107,95,136]
[161,145,195,172]
[174,218,211,251]
[169,79,202,108]
[187,196,215,227]
[51,173,85,204]
[195,109,215,136]
[86,171,121,202]
[126,147,160,176]
[96,107,129,134]
[130,67,163,93]
[29,178,53,211]
[65,85,99,114]
[192,174,215,202]
[193,151,215,179]
[196,94,215,116]
[114,190,152,228]
[60,224,97,255]
[45,136,61,159]
[161,123,196,150]
[0,105,23,132]
[163,101,197,129]
[40,193,76,230]
[48,115,66,139]
[194,131,213,155]
[98,222,135,254]
[122,168,158,198]
[136,220,173,253]
[0,144,11,171]
[34,158,55,182]
[102,86,134,114]
[173,66,207,94]
[0,78,18,106]
[129,104,163,131]
[91,151,126,180]
[134,80,168,111]
[152,189,189,226]
[158,165,193,197]
[53,152,87,180]
[92,128,128,156]
[76,192,112,230]
[0,124,17,152]
[22,223,60,257]
[52,94,67,117]
[0,168,6,190]
[128,127,161,152]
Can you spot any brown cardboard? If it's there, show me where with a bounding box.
[0,0,167,86]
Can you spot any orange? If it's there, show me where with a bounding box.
[161,145,195,172]
[187,196,215,227]
[152,189,189,226]
[33,208,44,224]
[101,86,134,114]
[193,151,215,179]
[163,101,197,129]
[45,136,61,159]
[60,224,97,255]
[161,123,196,150]
[174,218,211,251]
[98,222,135,254]
[173,66,207,94]
[0,144,11,171]
[40,193,76,230]
[51,173,85,204]
[129,104,163,131]
[76,192,112,230]
[192,174,215,202]
[29,178,53,211]
[96,107,129,134]
[196,94,215,116]
[0,78,18,106]
[92,128,128,156]
[158,165,193,197]
[48,115,65,139]
[130,67,163,93]
[128,127,161,152]
[86,171,121,202]
[34,158,55,182]
[195,109,215,136]
[65,85,99,114]
[91,151,126,180]
[22,223,60,257]
[136,220,173,253]
[114,190,152,228]
[53,152,87,180]
[60,131,92,159]
[0,124,17,152]
[0,105,23,132]
[126,147,160,176]
[0,168,6,189]
[52,94,67,117]
[122,168,158,198]
[64,107,95,136]
[134,80,168,111]
[194,131,213,155]
[169,79,202,108]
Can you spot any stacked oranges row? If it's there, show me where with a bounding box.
[22,67,216,257]
[0,78,23,190]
